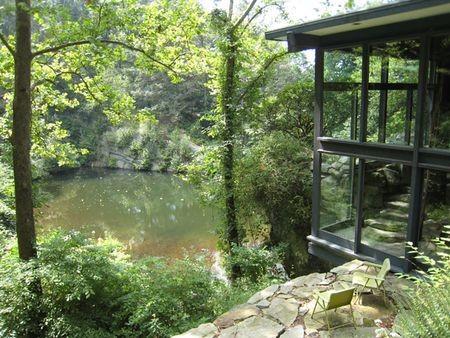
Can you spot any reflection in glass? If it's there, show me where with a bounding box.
[323,89,359,139]
[361,161,410,256]
[320,154,357,242]
[367,40,419,145]
[324,48,362,83]
[425,34,450,150]
[418,169,450,258]
[323,47,362,140]
[367,89,416,145]
[370,41,420,83]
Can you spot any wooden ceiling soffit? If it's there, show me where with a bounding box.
[285,13,450,53]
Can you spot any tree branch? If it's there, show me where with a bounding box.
[232,0,257,31]
[32,40,91,57]
[228,0,234,20]
[0,32,15,56]
[237,51,287,104]
[32,39,177,74]
[241,3,282,32]
[32,60,102,102]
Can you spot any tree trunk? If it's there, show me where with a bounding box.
[13,0,37,260]
[222,29,240,280]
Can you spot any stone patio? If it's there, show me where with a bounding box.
[173,260,411,338]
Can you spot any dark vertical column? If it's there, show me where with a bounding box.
[312,48,324,237]
[406,35,430,271]
[351,91,359,140]
[405,88,413,145]
[355,44,369,253]
[378,55,389,143]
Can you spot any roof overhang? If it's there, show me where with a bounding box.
[265,0,450,52]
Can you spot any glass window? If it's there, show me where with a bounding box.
[323,48,362,140]
[367,40,419,145]
[418,169,450,258]
[320,154,357,242]
[360,160,411,256]
[424,34,450,150]
[367,90,416,144]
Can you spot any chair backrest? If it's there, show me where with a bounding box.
[377,258,391,280]
[327,288,355,310]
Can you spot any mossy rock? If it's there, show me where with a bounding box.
[365,218,405,232]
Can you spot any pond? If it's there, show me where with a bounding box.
[36,168,217,258]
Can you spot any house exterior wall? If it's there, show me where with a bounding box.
[309,32,450,272]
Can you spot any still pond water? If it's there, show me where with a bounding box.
[36,168,217,258]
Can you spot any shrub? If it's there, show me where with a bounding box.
[235,132,314,275]
[118,255,221,337]
[115,127,134,149]
[0,231,224,337]
[0,231,133,337]
[394,227,450,337]
[225,244,286,283]
[0,161,15,230]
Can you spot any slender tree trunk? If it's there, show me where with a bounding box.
[222,29,240,280]
[13,0,37,260]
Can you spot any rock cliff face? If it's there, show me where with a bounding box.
[174,260,409,338]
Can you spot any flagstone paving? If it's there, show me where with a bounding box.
[173,260,410,338]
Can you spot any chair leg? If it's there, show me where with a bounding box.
[325,310,330,331]
[353,288,362,304]
[349,304,356,328]
[382,286,387,307]
[311,300,318,319]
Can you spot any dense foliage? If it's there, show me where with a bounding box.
[0,230,280,337]
[0,161,15,229]
[393,230,450,337]
[187,79,319,275]
[2,0,419,335]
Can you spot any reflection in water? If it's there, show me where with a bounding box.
[36,168,217,258]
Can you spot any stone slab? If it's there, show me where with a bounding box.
[263,298,300,327]
[319,327,378,338]
[330,260,364,275]
[256,299,271,309]
[214,304,259,329]
[247,284,279,304]
[280,326,305,338]
[172,323,217,338]
[222,316,284,338]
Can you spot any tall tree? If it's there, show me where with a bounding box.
[13,0,35,259]
[207,0,286,280]
[0,0,204,259]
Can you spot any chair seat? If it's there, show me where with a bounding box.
[311,286,356,330]
[351,258,391,305]
[352,272,383,289]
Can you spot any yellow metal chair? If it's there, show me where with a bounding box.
[352,258,391,305]
[311,282,357,330]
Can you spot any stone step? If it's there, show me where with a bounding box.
[365,218,405,232]
[363,226,406,243]
[384,194,410,203]
[385,201,409,212]
[379,209,409,222]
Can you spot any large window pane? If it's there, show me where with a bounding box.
[424,34,450,150]
[419,169,450,258]
[361,161,411,256]
[323,90,359,139]
[323,48,362,140]
[367,40,419,145]
[320,154,357,242]
[367,89,416,144]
